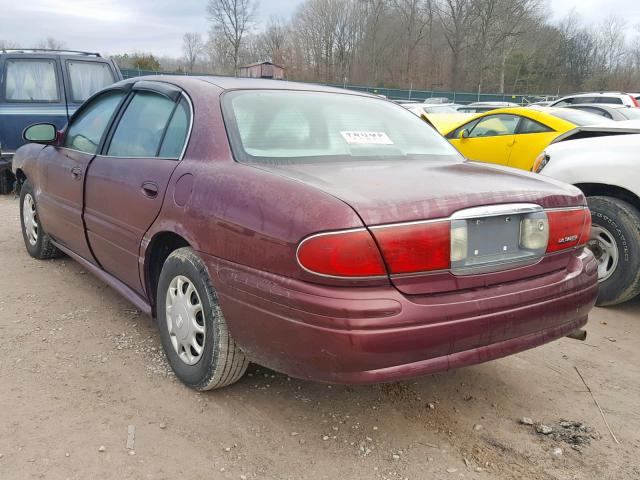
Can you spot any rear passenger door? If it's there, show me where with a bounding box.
[84,81,191,294]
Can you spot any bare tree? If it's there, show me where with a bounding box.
[0,39,18,50]
[392,0,432,85]
[183,33,204,72]
[597,15,627,74]
[207,0,257,75]
[37,37,66,50]
[261,16,289,65]
[436,0,478,90]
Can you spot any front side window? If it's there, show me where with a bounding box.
[467,114,520,138]
[67,61,115,102]
[4,59,59,102]
[107,91,177,158]
[64,91,124,153]
[222,90,459,164]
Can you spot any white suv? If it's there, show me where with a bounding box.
[550,92,640,108]
[534,134,640,306]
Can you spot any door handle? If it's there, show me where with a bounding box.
[71,166,82,179]
[141,181,159,198]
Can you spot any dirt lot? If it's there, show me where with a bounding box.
[0,195,639,480]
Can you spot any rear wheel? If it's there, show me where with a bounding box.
[19,180,61,260]
[157,247,248,390]
[586,196,640,306]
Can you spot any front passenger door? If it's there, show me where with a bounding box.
[448,114,520,166]
[84,82,191,294]
[36,90,125,262]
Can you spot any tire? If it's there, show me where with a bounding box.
[0,169,13,195]
[157,247,248,390]
[19,180,62,260]
[586,196,640,306]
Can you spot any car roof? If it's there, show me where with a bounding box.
[564,103,628,110]
[114,75,374,97]
[0,49,103,59]
[558,92,629,98]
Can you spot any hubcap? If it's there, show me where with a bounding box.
[165,275,205,365]
[23,193,39,246]
[586,224,619,283]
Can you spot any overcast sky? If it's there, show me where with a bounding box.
[1,0,639,58]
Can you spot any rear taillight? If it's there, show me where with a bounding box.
[629,95,640,107]
[296,229,386,277]
[546,208,591,253]
[371,221,451,274]
[297,207,591,279]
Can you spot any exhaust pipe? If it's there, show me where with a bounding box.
[566,329,587,341]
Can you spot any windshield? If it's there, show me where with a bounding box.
[222,90,460,164]
[422,105,458,113]
[550,109,614,126]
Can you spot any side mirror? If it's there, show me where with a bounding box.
[459,129,470,140]
[23,123,57,144]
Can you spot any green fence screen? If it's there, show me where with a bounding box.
[120,68,552,105]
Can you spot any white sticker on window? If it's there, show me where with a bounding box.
[340,131,394,145]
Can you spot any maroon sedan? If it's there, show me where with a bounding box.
[13,76,598,390]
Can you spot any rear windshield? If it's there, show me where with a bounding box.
[222,90,460,164]
[620,108,640,120]
[549,109,614,126]
[422,105,458,113]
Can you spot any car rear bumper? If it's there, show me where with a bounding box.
[202,250,598,384]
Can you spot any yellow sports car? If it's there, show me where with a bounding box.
[439,107,609,171]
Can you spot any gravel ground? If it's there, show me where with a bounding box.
[0,194,639,480]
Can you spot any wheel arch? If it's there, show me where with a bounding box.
[144,231,191,317]
[574,183,640,212]
[13,168,27,193]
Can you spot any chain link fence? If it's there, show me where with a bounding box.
[120,69,554,105]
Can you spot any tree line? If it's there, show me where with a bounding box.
[3,1,640,96]
[176,0,640,95]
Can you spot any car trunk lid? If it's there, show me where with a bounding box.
[253,159,586,294]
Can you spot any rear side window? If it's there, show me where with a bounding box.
[64,91,124,153]
[518,117,553,133]
[158,98,190,158]
[570,96,596,104]
[67,61,115,102]
[596,97,623,104]
[107,91,178,158]
[4,59,59,102]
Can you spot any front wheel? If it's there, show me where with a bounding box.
[586,196,640,306]
[19,180,61,260]
[157,247,248,390]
